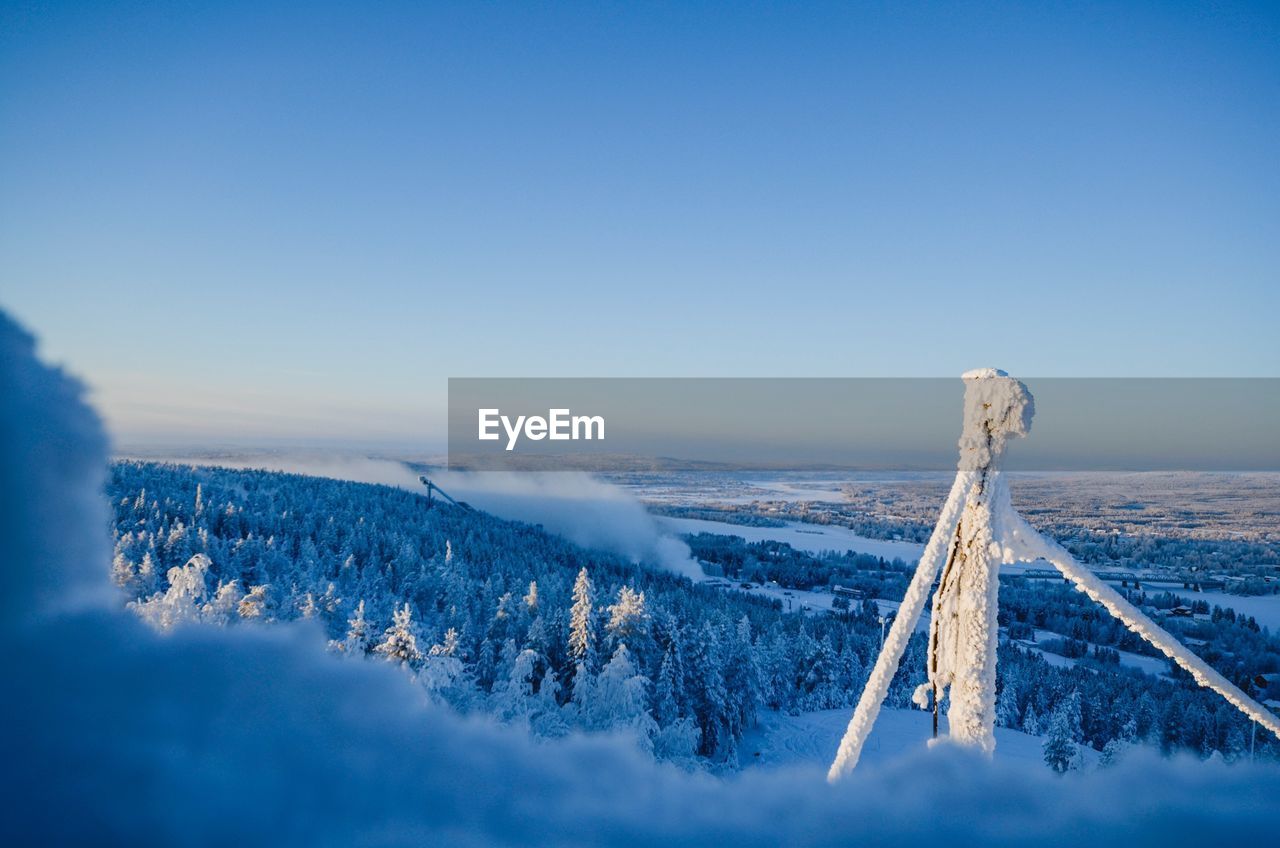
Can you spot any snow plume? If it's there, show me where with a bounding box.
[428,470,703,580]
[8,312,1280,846]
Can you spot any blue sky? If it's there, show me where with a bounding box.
[2,1,1278,447]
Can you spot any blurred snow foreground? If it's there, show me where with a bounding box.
[830,369,1280,780]
[3,311,1280,847]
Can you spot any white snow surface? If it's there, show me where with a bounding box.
[745,707,1097,772]
[1188,591,1280,631]
[657,515,924,561]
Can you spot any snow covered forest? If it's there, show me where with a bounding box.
[109,461,1280,767]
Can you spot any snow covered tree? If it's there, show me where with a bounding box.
[420,628,467,698]
[110,551,134,590]
[606,585,647,645]
[132,553,212,631]
[1021,702,1041,736]
[238,584,270,620]
[136,551,159,594]
[1043,691,1082,773]
[568,567,596,669]
[722,616,761,731]
[996,676,1022,729]
[654,649,682,726]
[431,627,461,658]
[531,668,569,739]
[491,648,540,722]
[333,599,373,655]
[376,603,423,666]
[298,592,319,620]
[202,579,243,625]
[580,644,657,751]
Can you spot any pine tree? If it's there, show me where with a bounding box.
[722,616,760,729]
[996,675,1022,729]
[132,553,212,631]
[376,603,423,666]
[1100,737,1125,767]
[568,567,596,669]
[430,627,461,657]
[493,648,541,722]
[334,599,373,654]
[606,585,647,645]
[136,551,159,594]
[298,592,319,619]
[582,644,657,751]
[1043,691,1082,773]
[1022,702,1041,736]
[420,636,466,697]
[238,584,269,620]
[111,552,136,590]
[654,649,682,726]
[203,579,243,624]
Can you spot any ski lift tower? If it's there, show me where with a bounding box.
[827,369,1280,781]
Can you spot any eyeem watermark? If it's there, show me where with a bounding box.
[451,378,1280,470]
[478,408,605,451]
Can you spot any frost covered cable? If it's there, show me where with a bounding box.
[826,471,973,782]
[926,517,964,737]
[1007,510,1280,742]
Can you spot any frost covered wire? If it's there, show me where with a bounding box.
[1008,509,1280,743]
[826,470,971,781]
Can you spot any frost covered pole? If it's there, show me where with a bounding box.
[921,370,1033,754]
[828,369,1031,781]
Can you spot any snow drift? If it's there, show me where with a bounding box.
[4,309,1280,846]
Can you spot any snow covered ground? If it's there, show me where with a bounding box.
[1019,630,1170,677]
[742,707,1097,771]
[700,577,927,630]
[657,515,924,561]
[1188,590,1280,630]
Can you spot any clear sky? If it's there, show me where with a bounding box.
[2,1,1278,448]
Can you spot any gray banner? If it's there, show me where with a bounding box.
[447,378,1280,471]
